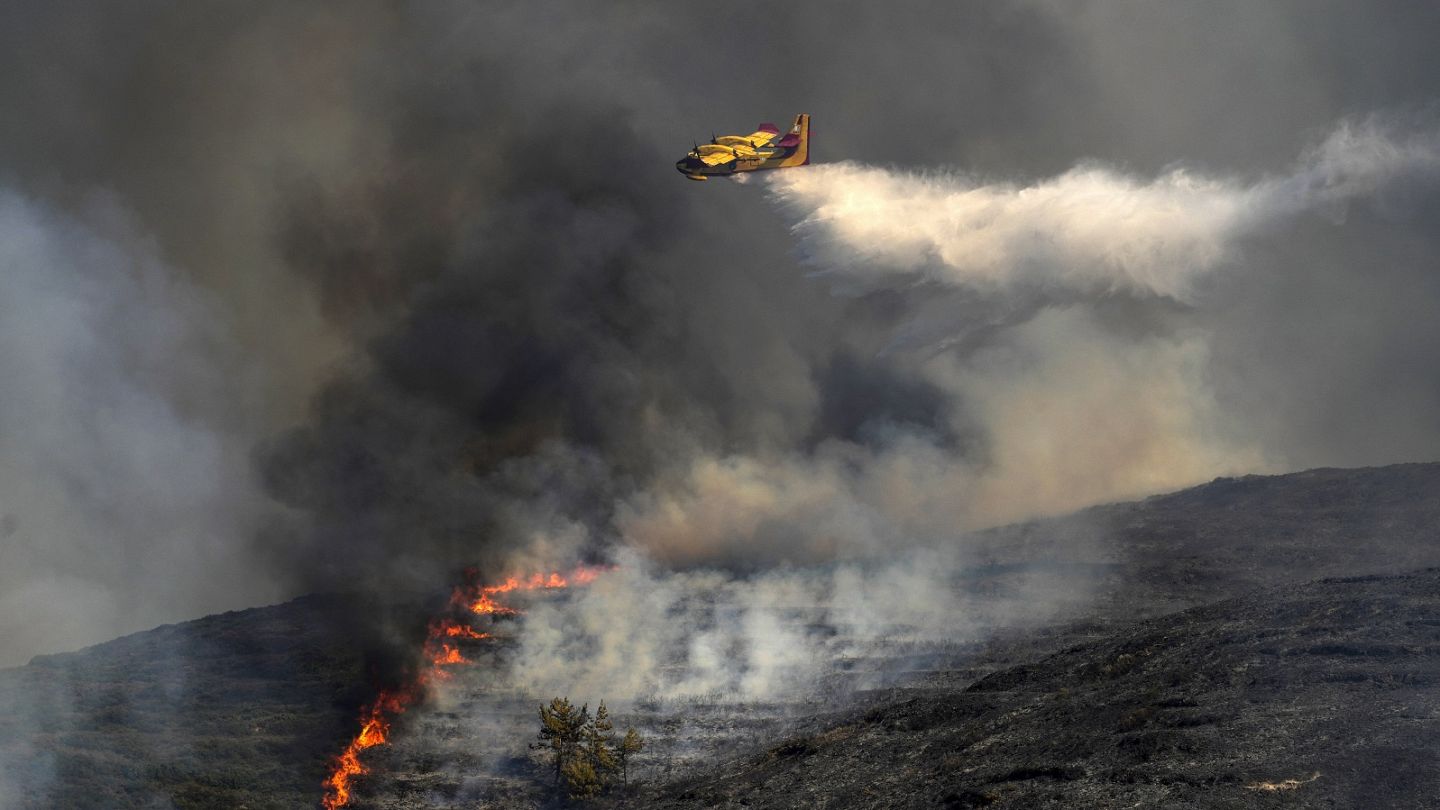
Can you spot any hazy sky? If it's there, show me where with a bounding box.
[3,1,1440,666]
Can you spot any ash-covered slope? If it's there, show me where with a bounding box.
[647,569,1440,809]
[967,462,1440,621]
[2,462,1439,809]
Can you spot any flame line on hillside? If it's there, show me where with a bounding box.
[320,565,607,809]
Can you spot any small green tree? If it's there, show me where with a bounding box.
[561,754,603,800]
[587,701,618,782]
[535,697,589,786]
[617,726,644,786]
[540,697,636,799]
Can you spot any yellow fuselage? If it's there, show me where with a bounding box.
[676,113,810,181]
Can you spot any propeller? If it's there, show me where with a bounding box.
[712,132,717,143]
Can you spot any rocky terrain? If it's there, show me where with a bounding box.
[2,462,1439,808]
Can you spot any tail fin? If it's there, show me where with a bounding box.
[779,113,810,167]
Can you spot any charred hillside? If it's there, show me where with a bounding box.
[647,569,1440,809]
[967,461,1440,623]
[2,462,1439,809]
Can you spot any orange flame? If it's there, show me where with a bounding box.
[321,694,410,809]
[442,623,488,639]
[430,643,468,666]
[456,566,606,616]
[466,591,519,616]
[319,565,607,808]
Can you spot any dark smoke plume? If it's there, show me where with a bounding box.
[5,0,1440,684]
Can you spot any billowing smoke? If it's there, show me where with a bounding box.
[5,5,1440,808]
[615,307,1262,569]
[5,0,1440,749]
[477,115,1440,708]
[0,190,280,668]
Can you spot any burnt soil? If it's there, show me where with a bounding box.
[642,570,1440,809]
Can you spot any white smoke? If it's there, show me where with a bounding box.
[496,544,1093,705]
[765,120,1440,300]
[0,189,281,667]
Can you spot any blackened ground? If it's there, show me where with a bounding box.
[339,462,1440,809]
[2,462,1439,808]
[642,569,1440,809]
[965,462,1440,621]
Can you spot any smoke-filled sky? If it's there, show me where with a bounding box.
[4,1,1440,667]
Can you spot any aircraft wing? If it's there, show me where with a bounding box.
[744,124,782,147]
[694,145,738,166]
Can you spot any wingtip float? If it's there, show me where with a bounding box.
[676,113,810,181]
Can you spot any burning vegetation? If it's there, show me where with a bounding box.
[321,566,606,809]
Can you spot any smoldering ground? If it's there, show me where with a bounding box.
[6,4,1440,797]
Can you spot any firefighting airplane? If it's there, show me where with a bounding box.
[675,113,810,181]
